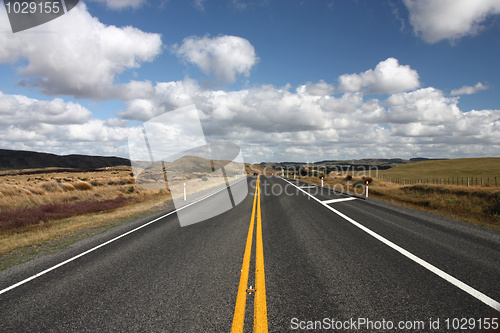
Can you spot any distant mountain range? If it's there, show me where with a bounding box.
[0,148,446,172]
[0,149,130,171]
[258,157,446,170]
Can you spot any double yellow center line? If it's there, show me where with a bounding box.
[231,175,268,333]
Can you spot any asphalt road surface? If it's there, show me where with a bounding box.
[1,176,499,332]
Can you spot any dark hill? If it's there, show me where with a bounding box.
[0,149,130,171]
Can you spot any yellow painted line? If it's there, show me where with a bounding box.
[254,177,268,333]
[231,176,259,333]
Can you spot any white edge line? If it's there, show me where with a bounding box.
[0,176,249,296]
[281,177,500,312]
[323,197,357,204]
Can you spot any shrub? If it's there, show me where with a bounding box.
[362,176,373,184]
[344,174,352,181]
[0,197,130,230]
[487,197,500,215]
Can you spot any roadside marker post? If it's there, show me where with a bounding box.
[184,183,186,201]
[321,177,324,187]
[365,180,369,198]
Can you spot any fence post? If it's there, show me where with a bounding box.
[467,177,469,187]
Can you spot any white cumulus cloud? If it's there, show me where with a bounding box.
[173,35,259,83]
[0,91,130,156]
[451,82,489,96]
[404,0,500,44]
[337,58,420,94]
[115,78,500,162]
[296,80,335,96]
[0,3,162,99]
[2,79,499,161]
[386,87,463,125]
[0,92,92,126]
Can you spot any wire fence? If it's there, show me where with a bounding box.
[379,175,499,187]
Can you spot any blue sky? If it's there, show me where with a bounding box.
[1,0,500,163]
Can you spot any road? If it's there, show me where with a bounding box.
[1,175,499,332]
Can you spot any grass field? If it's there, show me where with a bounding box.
[378,157,500,181]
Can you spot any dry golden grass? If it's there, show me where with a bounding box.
[294,175,500,230]
[0,167,172,257]
[0,168,138,211]
[368,182,500,229]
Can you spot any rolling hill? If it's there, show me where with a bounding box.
[379,157,500,179]
[0,149,131,171]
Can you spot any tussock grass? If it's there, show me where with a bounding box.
[73,181,93,191]
[26,186,46,195]
[0,167,169,229]
[41,181,63,193]
[0,168,140,211]
[59,182,76,191]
